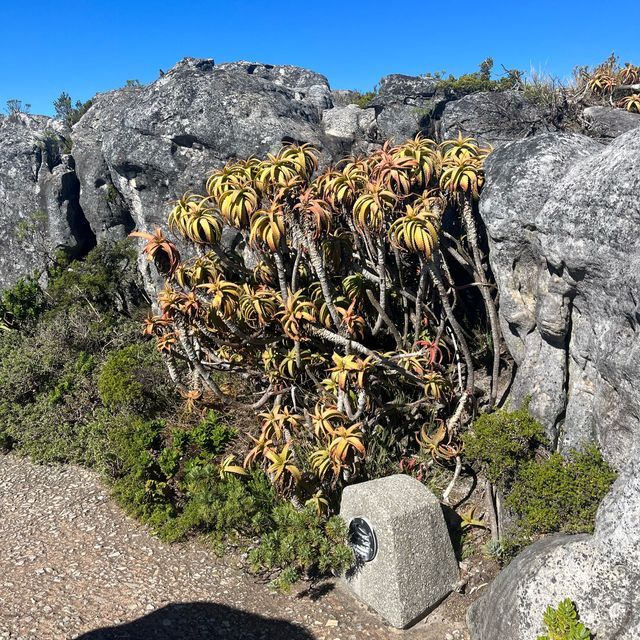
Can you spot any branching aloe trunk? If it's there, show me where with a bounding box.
[461,198,502,405]
[303,234,341,329]
[272,250,289,304]
[372,240,387,335]
[427,258,475,393]
[413,262,429,346]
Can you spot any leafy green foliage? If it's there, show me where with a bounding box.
[464,404,614,545]
[507,445,616,536]
[249,504,353,590]
[98,344,169,412]
[0,242,169,463]
[538,599,593,640]
[437,58,523,95]
[168,467,277,544]
[463,403,548,485]
[0,276,45,329]
[353,87,379,107]
[53,92,94,127]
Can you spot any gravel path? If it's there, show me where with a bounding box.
[0,454,471,640]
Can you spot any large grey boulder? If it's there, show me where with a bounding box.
[439,90,556,146]
[583,105,640,140]
[469,128,640,639]
[480,132,603,437]
[0,114,90,289]
[481,129,640,460]
[340,474,458,629]
[72,57,342,247]
[469,460,640,640]
[369,74,453,143]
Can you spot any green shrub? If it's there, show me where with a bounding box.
[98,343,169,412]
[463,403,548,485]
[507,445,616,536]
[0,276,45,329]
[437,58,523,95]
[109,417,177,527]
[538,598,593,640]
[46,240,140,315]
[170,466,277,543]
[189,410,237,456]
[53,92,94,127]
[353,87,378,107]
[249,504,353,590]
[97,413,352,584]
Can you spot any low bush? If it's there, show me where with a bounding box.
[98,344,173,413]
[352,87,378,107]
[464,404,615,549]
[463,403,548,486]
[0,276,45,329]
[507,445,616,536]
[100,413,352,587]
[436,58,523,95]
[0,243,352,588]
[249,504,353,590]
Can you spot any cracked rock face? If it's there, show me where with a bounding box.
[583,105,640,141]
[439,91,557,146]
[72,57,343,246]
[0,114,91,288]
[469,126,640,640]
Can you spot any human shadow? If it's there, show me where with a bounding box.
[75,601,315,639]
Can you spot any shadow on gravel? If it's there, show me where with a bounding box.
[75,602,315,639]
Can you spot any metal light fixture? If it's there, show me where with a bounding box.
[349,517,378,563]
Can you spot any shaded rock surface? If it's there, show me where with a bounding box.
[469,127,640,639]
[583,105,640,140]
[369,74,453,143]
[439,90,557,146]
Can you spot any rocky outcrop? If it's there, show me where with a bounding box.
[368,74,453,143]
[469,126,640,639]
[469,460,640,640]
[480,129,640,461]
[583,105,640,140]
[0,114,92,288]
[0,59,576,292]
[71,58,347,247]
[439,90,557,146]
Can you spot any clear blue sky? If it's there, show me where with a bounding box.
[1,0,639,116]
